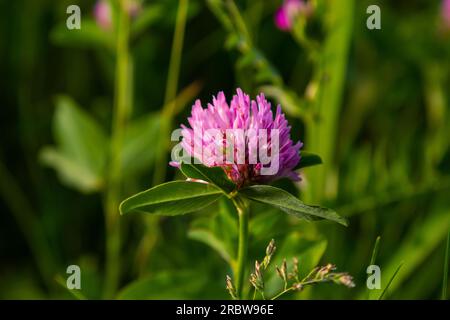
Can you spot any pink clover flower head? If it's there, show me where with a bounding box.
[173,89,303,188]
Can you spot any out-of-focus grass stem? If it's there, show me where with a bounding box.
[232,196,249,299]
[104,0,132,298]
[0,161,56,290]
[306,0,354,203]
[226,0,252,45]
[153,0,189,185]
[366,236,381,299]
[442,230,449,300]
[137,0,189,277]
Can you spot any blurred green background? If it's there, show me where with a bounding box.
[0,0,449,299]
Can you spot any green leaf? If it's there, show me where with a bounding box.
[117,270,208,299]
[39,147,103,193]
[54,96,108,175]
[188,229,231,263]
[442,230,450,300]
[259,85,306,119]
[369,236,381,266]
[239,185,348,226]
[122,113,160,177]
[296,152,323,169]
[180,163,236,193]
[366,236,381,299]
[379,262,404,300]
[119,181,223,216]
[41,96,108,193]
[50,20,114,51]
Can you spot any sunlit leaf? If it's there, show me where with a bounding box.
[240,185,348,226]
[54,96,108,175]
[41,96,108,193]
[50,20,114,51]
[119,181,223,216]
[40,147,103,193]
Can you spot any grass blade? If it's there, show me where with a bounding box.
[379,262,403,300]
[370,236,381,266]
[55,275,87,300]
[442,229,450,300]
[366,236,381,299]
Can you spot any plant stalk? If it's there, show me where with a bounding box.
[136,0,189,277]
[153,0,189,185]
[103,0,132,298]
[233,196,249,299]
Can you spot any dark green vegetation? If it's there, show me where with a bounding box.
[0,0,449,299]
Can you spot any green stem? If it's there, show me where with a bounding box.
[270,287,294,300]
[226,0,252,45]
[232,196,249,300]
[138,0,189,278]
[103,0,131,298]
[153,0,189,185]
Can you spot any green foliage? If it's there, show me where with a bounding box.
[119,181,223,216]
[296,152,323,169]
[51,20,115,51]
[240,185,347,226]
[443,231,450,300]
[1,0,450,300]
[40,96,108,193]
[180,162,236,193]
[118,271,209,299]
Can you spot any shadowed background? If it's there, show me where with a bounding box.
[0,0,449,299]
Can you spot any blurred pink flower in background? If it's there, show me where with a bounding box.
[94,0,112,30]
[274,0,311,31]
[442,0,450,29]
